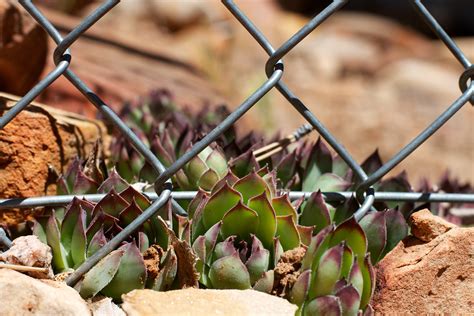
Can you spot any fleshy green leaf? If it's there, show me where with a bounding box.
[290,269,311,306]
[313,173,348,192]
[46,213,69,271]
[301,225,334,271]
[79,248,124,298]
[60,198,83,251]
[359,254,375,309]
[253,270,274,294]
[297,225,314,247]
[309,243,344,298]
[102,243,147,300]
[221,202,259,242]
[205,149,227,178]
[341,244,354,279]
[214,236,237,261]
[276,215,300,251]
[271,194,298,223]
[209,252,251,290]
[97,168,129,193]
[229,150,259,178]
[71,208,87,267]
[245,236,270,284]
[304,295,342,316]
[336,285,361,316]
[302,139,333,192]
[248,193,277,249]
[329,217,367,261]
[198,168,220,191]
[87,228,107,257]
[359,211,387,264]
[381,209,408,258]
[211,170,239,195]
[96,189,129,218]
[186,156,208,187]
[232,171,269,203]
[348,256,364,300]
[202,183,242,231]
[300,191,332,234]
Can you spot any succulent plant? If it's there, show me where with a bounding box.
[33,171,198,300]
[188,167,309,291]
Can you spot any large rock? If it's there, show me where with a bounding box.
[0,0,47,95]
[121,288,298,316]
[0,93,109,226]
[0,269,90,315]
[372,210,474,314]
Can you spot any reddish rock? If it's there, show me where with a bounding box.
[372,210,474,314]
[410,208,456,242]
[0,93,109,226]
[0,0,47,95]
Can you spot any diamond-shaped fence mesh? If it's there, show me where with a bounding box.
[0,0,473,286]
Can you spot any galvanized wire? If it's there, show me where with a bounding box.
[0,0,472,286]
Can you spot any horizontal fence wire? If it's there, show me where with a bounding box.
[0,0,472,286]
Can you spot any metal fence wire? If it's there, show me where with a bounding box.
[0,0,473,287]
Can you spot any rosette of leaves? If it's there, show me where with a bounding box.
[288,218,375,315]
[33,174,198,300]
[187,167,316,291]
[299,190,409,265]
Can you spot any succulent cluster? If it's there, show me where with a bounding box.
[34,170,197,300]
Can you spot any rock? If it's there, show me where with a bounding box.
[0,235,53,279]
[121,288,298,316]
[0,0,47,95]
[372,218,474,314]
[0,269,91,315]
[410,209,456,242]
[88,297,125,316]
[0,93,110,226]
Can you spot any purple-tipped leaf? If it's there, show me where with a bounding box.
[87,227,107,257]
[297,225,314,247]
[209,252,251,290]
[198,168,220,191]
[71,208,87,267]
[359,211,387,264]
[276,215,300,251]
[300,191,332,234]
[309,243,344,298]
[290,269,311,306]
[329,217,367,261]
[301,225,334,271]
[232,171,269,203]
[221,202,259,242]
[359,254,375,309]
[202,183,242,231]
[96,189,129,218]
[46,213,69,271]
[336,285,361,316]
[229,150,259,178]
[102,243,147,300]
[97,168,129,194]
[381,209,408,258]
[152,248,178,291]
[302,138,333,192]
[211,170,239,194]
[271,194,298,223]
[245,235,270,284]
[253,270,274,294]
[304,295,342,316]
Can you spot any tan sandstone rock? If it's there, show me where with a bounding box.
[0,93,110,226]
[0,269,91,315]
[372,210,474,314]
[410,208,456,242]
[121,288,298,316]
[0,0,47,95]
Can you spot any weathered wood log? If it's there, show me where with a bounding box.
[0,93,110,226]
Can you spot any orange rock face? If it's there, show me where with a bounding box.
[372,210,474,314]
[0,0,47,95]
[0,94,109,226]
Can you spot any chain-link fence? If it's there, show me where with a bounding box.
[0,0,473,287]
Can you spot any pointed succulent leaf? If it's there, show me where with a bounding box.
[211,170,239,194]
[73,170,99,194]
[60,198,83,251]
[301,225,334,271]
[341,244,354,279]
[302,139,333,192]
[202,183,241,231]
[192,236,207,263]
[32,218,47,244]
[79,248,124,298]
[276,215,300,251]
[221,202,259,242]
[335,279,348,292]
[261,168,278,198]
[204,222,222,262]
[314,173,349,192]
[187,189,208,218]
[97,168,129,193]
[304,295,342,316]
[205,149,228,178]
[381,209,408,258]
[46,214,69,271]
[333,197,359,225]
[359,254,375,309]
[332,155,350,179]
[153,216,170,250]
[119,186,151,211]
[86,211,104,243]
[95,189,129,218]
[118,199,154,240]
[186,156,208,187]
[248,193,277,249]
[273,237,284,267]
[300,191,332,234]
[309,243,344,298]
[359,212,387,264]
[214,236,237,261]
[245,235,270,284]
[290,269,311,306]
[361,150,383,177]
[232,171,269,203]
[329,217,367,261]
[87,228,107,257]
[336,285,361,316]
[71,208,87,267]
[152,134,175,167]
[102,243,147,300]
[348,257,364,300]
[276,151,297,186]
[209,252,251,290]
[152,248,178,291]
[229,150,259,178]
[297,225,314,247]
[138,232,150,253]
[253,270,274,294]
[271,194,297,223]
[198,168,220,191]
